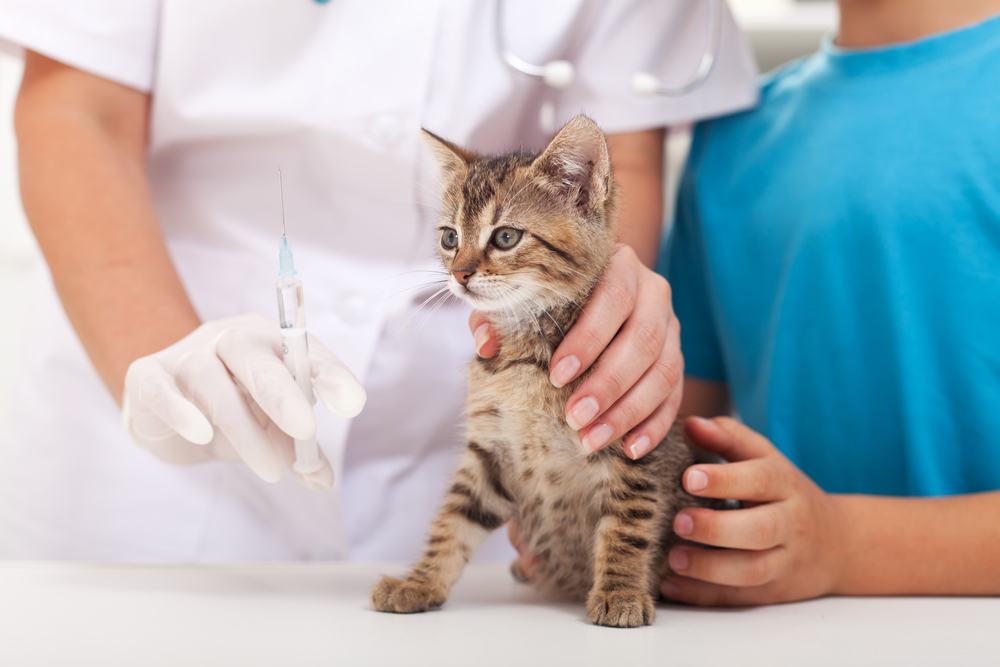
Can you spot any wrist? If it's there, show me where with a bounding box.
[826,494,857,596]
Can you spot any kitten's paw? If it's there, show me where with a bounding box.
[371,576,446,614]
[586,589,655,628]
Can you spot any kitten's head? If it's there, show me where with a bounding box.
[423,115,617,317]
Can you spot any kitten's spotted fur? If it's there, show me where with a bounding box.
[371,116,696,628]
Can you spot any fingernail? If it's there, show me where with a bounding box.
[686,469,708,492]
[674,512,694,537]
[661,578,680,598]
[669,548,689,572]
[550,355,580,388]
[566,396,599,430]
[473,323,490,356]
[627,435,652,460]
[582,423,614,452]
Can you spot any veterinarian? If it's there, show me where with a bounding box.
[0,0,757,561]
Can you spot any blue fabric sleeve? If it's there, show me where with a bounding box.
[662,133,727,382]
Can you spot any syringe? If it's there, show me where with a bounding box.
[275,169,323,475]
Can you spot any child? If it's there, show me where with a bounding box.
[663,0,1000,604]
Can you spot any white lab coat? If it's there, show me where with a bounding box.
[0,0,757,561]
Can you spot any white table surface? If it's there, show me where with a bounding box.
[1,562,996,667]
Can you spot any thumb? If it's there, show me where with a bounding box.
[468,311,500,358]
[308,337,367,418]
[684,416,773,462]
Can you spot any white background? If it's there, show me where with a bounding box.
[3,562,997,667]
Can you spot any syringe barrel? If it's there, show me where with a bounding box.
[276,275,322,476]
[276,276,306,329]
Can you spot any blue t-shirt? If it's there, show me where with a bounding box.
[664,15,1000,496]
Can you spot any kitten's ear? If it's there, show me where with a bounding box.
[421,128,478,176]
[531,115,611,212]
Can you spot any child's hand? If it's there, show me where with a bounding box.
[661,416,846,606]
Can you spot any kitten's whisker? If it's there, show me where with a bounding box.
[410,286,451,318]
[497,282,549,353]
[424,285,457,320]
[548,263,593,282]
[506,277,584,314]
[393,269,450,276]
[533,298,566,340]
[370,270,447,292]
[377,279,449,301]
[492,284,524,331]
[410,286,457,336]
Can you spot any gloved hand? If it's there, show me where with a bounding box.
[122,313,366,490]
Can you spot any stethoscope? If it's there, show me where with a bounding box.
[495,0,722,96]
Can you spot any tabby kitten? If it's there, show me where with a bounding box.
[371,115,695,628]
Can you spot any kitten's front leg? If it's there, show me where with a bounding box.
[372,441,514,613]
[587,461,666,627]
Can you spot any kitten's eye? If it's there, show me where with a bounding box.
[440,228,459,250]
[490,227,523,251]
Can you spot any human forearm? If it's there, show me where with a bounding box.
[607,129,665,267]
[834,492,1000,595]
[15,53,199,400]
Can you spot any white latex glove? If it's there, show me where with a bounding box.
[122,313,366,490]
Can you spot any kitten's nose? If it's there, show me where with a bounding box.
[452,268,475,286]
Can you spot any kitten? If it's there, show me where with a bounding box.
[371,115,696,628]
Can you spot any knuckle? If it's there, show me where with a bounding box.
[695,511,719,542]
[124,356,155,385]
[753,514,779,548]
[598,367,627,401]
[639,414,668,445]
[175,350,221,387]
[579,325,605,356]
[712,465,733,490]
[601,275,636,308]
[660,276,673,303]
[649,272,672,303]
[651,356,683,393]
[750,470,770,499]
[215,327,244,353]
[715,416,739,431]
[787,509,808,541]
[669,376,685,414]
[633,321,664,359]
[178,349,216,371]
[615,243,638,266]
[612,401,643,434]
[689,552,714,579]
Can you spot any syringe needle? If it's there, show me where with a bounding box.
[278,167,287,238]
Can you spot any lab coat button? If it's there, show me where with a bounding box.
[370,114,403,147]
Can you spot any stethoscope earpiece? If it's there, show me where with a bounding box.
[631,72,661,97]
[541,60,575,89]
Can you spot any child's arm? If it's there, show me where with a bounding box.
[659,416,1000,605]
[835,492,1000,595]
